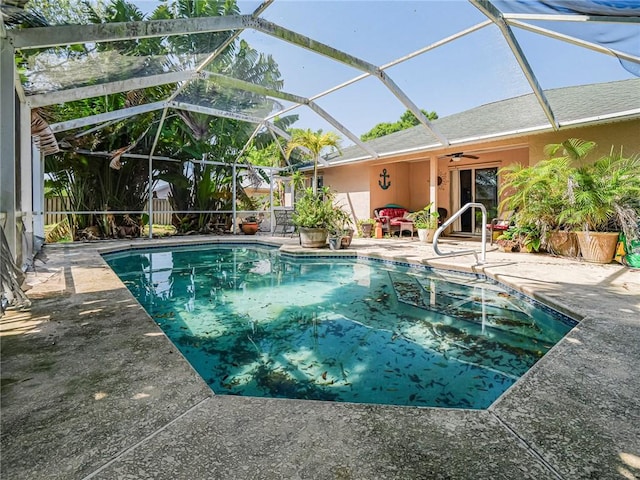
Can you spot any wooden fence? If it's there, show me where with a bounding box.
[44,197,174,225]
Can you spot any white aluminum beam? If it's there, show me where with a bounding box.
[165,2,274,105]
[381,20,492,70]
[50,101,166,133]
[503,13,640,24]
[203,71,308,105]
[14,70,26,103]
[306,102,378,159]
[0,38,17,260]
[168,101,264,124]
[377,72,450,146]
[234,122,264,163]
[508,19,640,65]
[250,17,450,146]
[8,15,251,49]
[307,21,489,107]
[199,72,377,158]
[19,102,32,252]
[470,0,559,130]
[27,71,194,108]
[267,125,289,165]
[67,148,286,170]
[250,17,379,74]
[266,123,291,140]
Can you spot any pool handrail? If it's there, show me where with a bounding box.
[432,202,487,264]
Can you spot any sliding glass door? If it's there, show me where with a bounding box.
[452,167,498,234]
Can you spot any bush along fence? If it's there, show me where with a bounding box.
[45,197,174,225]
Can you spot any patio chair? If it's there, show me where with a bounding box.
[374,206,412,236]
[273,208,296,237]
[437,208,448,227]
[487,210,514,245]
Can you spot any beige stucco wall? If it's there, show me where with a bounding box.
[321,164,371,224]
[321,119,640,220]
[369,162,410,214]
[525,120,640,165]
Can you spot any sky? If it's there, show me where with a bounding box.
[134,1,637,143]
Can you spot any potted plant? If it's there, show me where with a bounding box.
[557,142,640,263]
[513,223,542,253]
[499,151,576,256]
[240,215,260,235]
[357,218,375,238]
[328,208,353,249]
[407,203,439,243]
[495,227,520,252]
[292,187,342,248]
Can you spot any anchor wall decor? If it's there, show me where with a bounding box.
[378,168,391,190]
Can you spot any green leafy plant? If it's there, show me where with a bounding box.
[512,223,542,252]
[407,203,439,229]
[356,218,375,238]
[499,138,640,249]
[328,208,352,237]
[495,227,520,251]
[499,154,573,244]
[559,147,640,236]
[292,187,340,229]
[285,129,342,195]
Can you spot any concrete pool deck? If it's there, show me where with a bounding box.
[1,235,639,479]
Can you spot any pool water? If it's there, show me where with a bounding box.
[104,244,576,409]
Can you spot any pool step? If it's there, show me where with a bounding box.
[388,271,430,309]
[388,271,556,344]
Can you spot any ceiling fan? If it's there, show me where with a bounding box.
[445,152,479,161]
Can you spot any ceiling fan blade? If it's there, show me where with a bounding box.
[445,152,479,160]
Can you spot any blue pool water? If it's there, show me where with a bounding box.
[104,244,576,409]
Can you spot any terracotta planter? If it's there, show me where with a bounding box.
[241,222,259,235]
[360,223,373,237]
[548,231,579,257]
[299,227,328,248]
[575,231,619,264]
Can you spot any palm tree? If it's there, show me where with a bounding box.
[285,129,341,194]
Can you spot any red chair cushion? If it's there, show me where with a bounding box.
[487,222,509,231]
[379,208,407,219]
[390,218,412,226]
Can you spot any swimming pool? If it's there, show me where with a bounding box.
[104,244,576,409]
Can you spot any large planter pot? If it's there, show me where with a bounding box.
[575,231,619,264]
[548,231,579,257]
[240,222,259,235]
[299,227,328,248]
[417,228,435,243]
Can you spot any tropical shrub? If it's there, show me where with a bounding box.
[292,187,343,230]
[560,147,640,236]
[499,138,640,249]
[407,203,439,230]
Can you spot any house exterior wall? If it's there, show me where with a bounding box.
[525,119,640,165]
[409,161,431,211]
[322,163,371,224]
[320,119,640,223]
[369,162,411,213]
